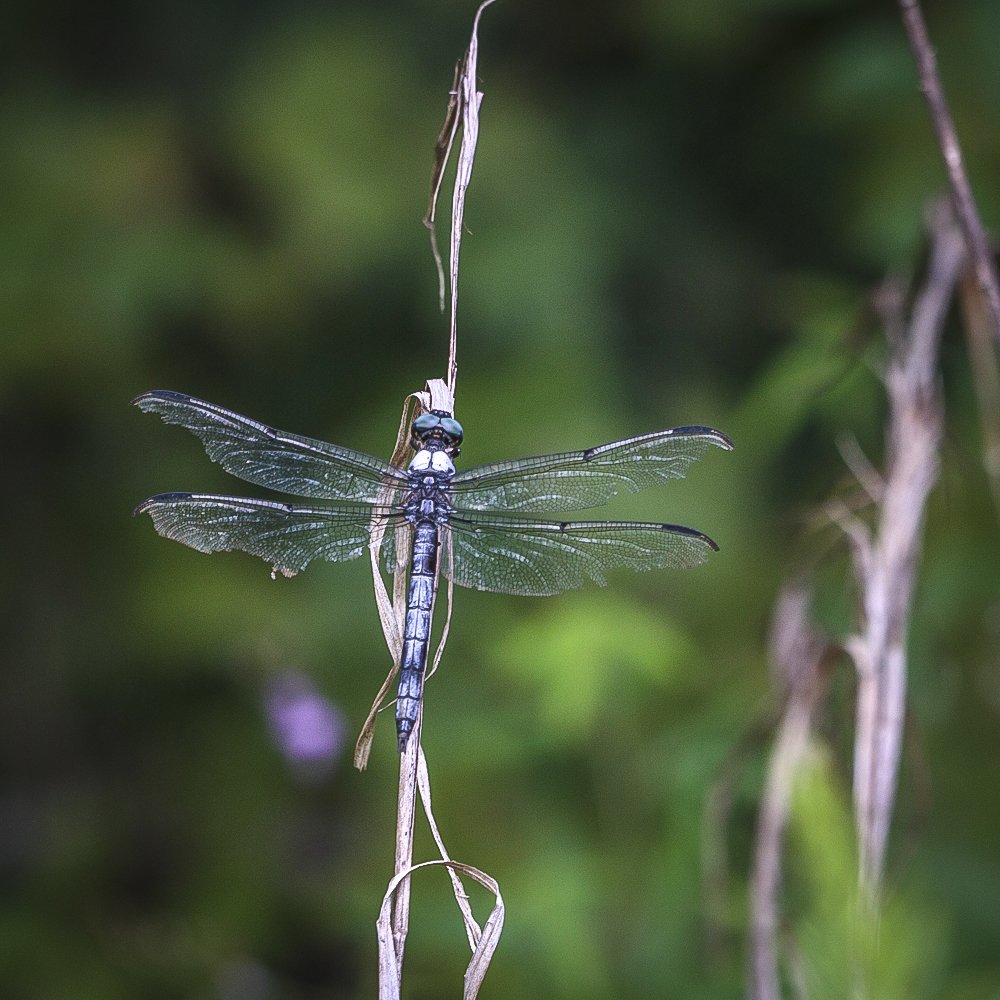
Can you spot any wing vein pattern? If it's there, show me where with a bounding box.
[450,425,733,512]
[135,493,404,576]
[444,510,719,596]
[133,390,408,503]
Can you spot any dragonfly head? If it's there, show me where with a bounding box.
[411,410,464,457]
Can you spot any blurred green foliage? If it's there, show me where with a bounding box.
[2,1,999,997]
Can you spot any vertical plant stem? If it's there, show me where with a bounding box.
[749,584,826,1000]
[378,5,496,995]
[898,0,1000,345]
[391,725,421,976]
[848,204,963,895]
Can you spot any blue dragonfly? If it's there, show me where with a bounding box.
[134,391,732,749]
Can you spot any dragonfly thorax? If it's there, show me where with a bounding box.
[404,449,455,527]
[407,449,456,476]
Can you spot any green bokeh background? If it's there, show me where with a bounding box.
[2,1,999,997]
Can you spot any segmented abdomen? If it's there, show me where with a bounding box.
[395,520,439,750]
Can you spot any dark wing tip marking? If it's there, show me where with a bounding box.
[133,491,197,517]
[134,491,299,518]
[661,522,720,551]
[132,390,319,447]
[552,518,719,552]
[580,424,734,462]
[132,389,193,408]
[134,492,301,515]
[669,425,734,451]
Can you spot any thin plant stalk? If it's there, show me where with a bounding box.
[374,4,502,996]
[898,0,1000,346]
[842,203,963,895]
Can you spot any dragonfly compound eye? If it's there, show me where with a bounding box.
[411,413,441,442]
[412,411,463,450]
[440,417,464,445]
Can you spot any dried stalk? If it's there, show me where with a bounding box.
[385,380,453,985]
[842,202,964,896]
[747,207,964,999]
[748,583,828,1000]
[898,0,1000,347]
[426,0,496,394]
[373,4,500,996]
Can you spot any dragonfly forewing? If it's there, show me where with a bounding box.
[449,425,733,513]
[133,391,409,504]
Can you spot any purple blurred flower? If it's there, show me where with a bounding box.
[264,672,347,778]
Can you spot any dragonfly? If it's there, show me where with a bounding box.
[133,390,732,750]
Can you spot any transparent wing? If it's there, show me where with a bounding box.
[450,425,732,513]
[133,390,409,503]
[443,510,719,596]
[135,492,406,576]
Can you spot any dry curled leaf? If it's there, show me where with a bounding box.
[377,857,505,1000]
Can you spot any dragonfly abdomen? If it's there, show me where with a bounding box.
[396,519,439,750]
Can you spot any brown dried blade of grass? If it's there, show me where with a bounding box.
[357,380,455,763]
[377,857,504,1000]
[371,381,455,979]
[368,381,501,997]
[375,3,501,993]
[354,394,418,770]
[425,0,496,394]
